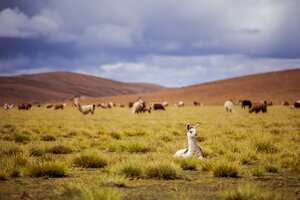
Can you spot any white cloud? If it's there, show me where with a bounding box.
[0,8,33,37]
[0,8,60,38]
[79,55,300,86]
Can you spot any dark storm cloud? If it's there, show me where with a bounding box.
[0,0,299,86]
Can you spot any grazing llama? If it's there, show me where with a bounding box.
[224,100,235,113]
[74,99,95,114]
[174,124,203,159]
[78,103,95,114]
[132,99,145,114]
[4,103,14,110]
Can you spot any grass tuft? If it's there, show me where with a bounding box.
[144,161,181,180]
[73,152,108,168]
[253,140,278,154]
[264,162,279,173]
[173,157,198,170]
[27,161,67,177]
[199,159,214,172]
[46,145,73,154]
[213,161,238,178]
[13,134,31,144]
[118,161,143,179]
[40,135,56,141]
[29,147,45,157]
[122,141,151,153]
[250,166,265,177]
[2,146,23,156]
[109,132,122,140]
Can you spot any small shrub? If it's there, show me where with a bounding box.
[173,157,198,170]
[119,161,143,179]
[213,162,238,178]
[73,152,108,168]
[250,166,265,177]
[224,184,285,200]
[13,134,31,144]
[144,161,181,180]
[47,145,73,154]
[40,135,56,141]
[27,161,67,177]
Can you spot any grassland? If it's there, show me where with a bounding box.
[0,105,299,200]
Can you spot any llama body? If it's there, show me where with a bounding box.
[132,99,145,114]
[174,124,203,159]
[4,103,14,110]
[78,103,95,114]
[224,100,234,113]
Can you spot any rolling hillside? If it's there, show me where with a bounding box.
[0,72,165,104]
[90,69,300,105]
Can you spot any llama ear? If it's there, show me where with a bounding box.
[186,124,190,130]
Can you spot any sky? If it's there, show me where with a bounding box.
[0,0,299,87]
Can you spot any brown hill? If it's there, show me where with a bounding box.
[89,69,300,105]
[0,71,165,104]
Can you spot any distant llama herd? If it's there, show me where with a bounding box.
[2,98,300,160]
[3,98,300,113]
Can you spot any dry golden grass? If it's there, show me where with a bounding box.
[0,105,299,199]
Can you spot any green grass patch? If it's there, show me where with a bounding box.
[224,184,286,200]
[57,183,122,200]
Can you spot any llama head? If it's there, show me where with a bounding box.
[186,124,199,137]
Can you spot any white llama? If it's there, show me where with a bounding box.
[224,100,235,113]
[174,124,204,159]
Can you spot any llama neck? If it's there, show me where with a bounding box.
[78,104,82,112]
[187,136,198,151]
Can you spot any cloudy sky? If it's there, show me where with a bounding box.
[0,0,299,87]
